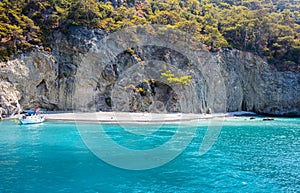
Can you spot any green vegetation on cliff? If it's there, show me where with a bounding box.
[0,0,299,70]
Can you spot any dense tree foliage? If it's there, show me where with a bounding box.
[0,0,299,70]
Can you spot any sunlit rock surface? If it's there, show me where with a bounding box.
[1,26,299,117]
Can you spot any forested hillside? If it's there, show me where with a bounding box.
[0,0,299,70]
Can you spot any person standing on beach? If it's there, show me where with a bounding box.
[34,106,40,115]
[16,101,21,115]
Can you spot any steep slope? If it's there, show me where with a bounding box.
[1,26,299,117]
[1,0,299,70]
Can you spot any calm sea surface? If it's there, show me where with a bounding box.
[0,118,299,193]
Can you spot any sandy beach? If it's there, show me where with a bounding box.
[42,111,256,123]
[45,112,211,123]
[4,111,258,123]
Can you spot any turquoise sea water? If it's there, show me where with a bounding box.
[0,118,299,193]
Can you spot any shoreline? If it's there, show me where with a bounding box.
[3,111,260,123]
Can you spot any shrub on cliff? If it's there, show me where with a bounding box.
[0,0,299,70]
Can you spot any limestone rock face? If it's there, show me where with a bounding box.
[0,26,299,117]
[0,81,20,117]
[0,51,58,117]
[217,49,300,116]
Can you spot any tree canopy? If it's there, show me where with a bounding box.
[0,0,299,70]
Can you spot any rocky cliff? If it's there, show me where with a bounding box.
[1,26,299,118]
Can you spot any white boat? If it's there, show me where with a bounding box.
[19,114,45,124]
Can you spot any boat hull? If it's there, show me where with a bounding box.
[19,115,45,124]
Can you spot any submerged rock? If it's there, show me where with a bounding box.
[263,118,275,121]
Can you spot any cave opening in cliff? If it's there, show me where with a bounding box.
[128,80,180,113]
[96,44,191,113]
